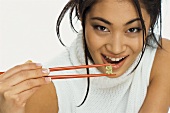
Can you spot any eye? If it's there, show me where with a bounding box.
[127,27,142,33]
[93,25,109,32]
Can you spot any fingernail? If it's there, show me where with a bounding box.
[45,77,51,83]
[25,60,32,63]
[36,63,42,67]
[42,68,49,74]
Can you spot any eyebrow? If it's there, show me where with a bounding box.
[90,17,141,26]
[91,17,112,25]
[125,18,141,25]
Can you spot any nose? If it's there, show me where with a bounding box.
[106,33,126,55]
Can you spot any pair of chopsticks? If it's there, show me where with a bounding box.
[0,64,115,79]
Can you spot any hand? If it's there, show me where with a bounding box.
[0,62,51,113]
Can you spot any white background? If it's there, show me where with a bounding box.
[0,0,170,71]
[0,0,170,112]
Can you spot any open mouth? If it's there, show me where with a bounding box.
[102,54,128,64]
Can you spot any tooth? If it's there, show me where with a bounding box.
[106,56,126,62]
[116,58,119,61]
[121,57,125,60]
[111,58,116,61]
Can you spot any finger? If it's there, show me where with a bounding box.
[0,63,42,80]
[18,86,40,105]
[3,68,50,87]
[8,77,51,94]
[4,86,40,108]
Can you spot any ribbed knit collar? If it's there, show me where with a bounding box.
[67,31,142,88]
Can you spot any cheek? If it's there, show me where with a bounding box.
[126,35,144,53]
[85,27,103,52]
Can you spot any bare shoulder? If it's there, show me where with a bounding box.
[140,38,170,113]
[151,38,170,80]
[25,82,58,113]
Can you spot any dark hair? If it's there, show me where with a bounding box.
[56,0,162,107]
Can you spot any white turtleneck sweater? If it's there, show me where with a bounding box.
[46,31,157,113]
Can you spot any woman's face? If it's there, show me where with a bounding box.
[84,0,151,77]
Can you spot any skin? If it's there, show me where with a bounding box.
[0,0,169,113]
[139,39,170,113]
[0,62,52,113]
[85,0,151,77]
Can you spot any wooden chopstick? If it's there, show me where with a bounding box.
[49,64,114,72]
[46,73,115,79]
[0,64,115,79]
[47,64,115,79]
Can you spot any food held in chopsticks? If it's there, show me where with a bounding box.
[0,64,116,79]
[105,65,113,74]
[48,64,115,79]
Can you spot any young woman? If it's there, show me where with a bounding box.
[0,0,169,113]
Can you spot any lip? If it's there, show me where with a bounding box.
[101,54,128,70]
